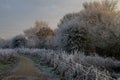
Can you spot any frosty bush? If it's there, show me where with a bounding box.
[26,37,40,48]
[11,35,27,48]
[0,49,17,64]
[56,20,93,53]
[24,21,55,49]
[17,48,120,79]
[56,0,120,59]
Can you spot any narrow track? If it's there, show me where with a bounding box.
[2,56,48,80]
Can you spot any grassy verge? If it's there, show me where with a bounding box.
[0,57,19,79]
[0,63,10,72]
[0,61,16,73]
[26,55,60,80]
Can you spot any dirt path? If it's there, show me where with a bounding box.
[2,56,48,80]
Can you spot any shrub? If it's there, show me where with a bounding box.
[24,21,55,49]
[11,35,27,48]
[56,0,120,59]
[0,49,17,64]
[56,21,94,53]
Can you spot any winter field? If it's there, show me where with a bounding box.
[0,0,120,80]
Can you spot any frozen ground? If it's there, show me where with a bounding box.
[2,56,48,80]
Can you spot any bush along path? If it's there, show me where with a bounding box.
[2,56,48,80]
[29,54,117,80]
[18,48,118,80]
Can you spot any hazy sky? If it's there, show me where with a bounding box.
[0,0,96,39]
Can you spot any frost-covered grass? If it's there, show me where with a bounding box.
[0,49,17,64]
[0,49,18,79]
[16,48,120,80]
[0,48,119,79]
[28,55,60,80]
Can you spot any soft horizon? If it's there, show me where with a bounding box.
[0,0,96,39]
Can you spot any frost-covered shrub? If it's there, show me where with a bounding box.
[0,49,17,64]
[17,48,120,79]
[56,20,94,53]
[11,35,27,48]
[56,0,120,58]
[44,36,55,49]
[26,37,40,48]
[24,21,55,49]
[96,37,120,60]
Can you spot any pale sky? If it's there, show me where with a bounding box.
[0,0,96,39]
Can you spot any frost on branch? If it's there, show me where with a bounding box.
[56,0,120,59]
